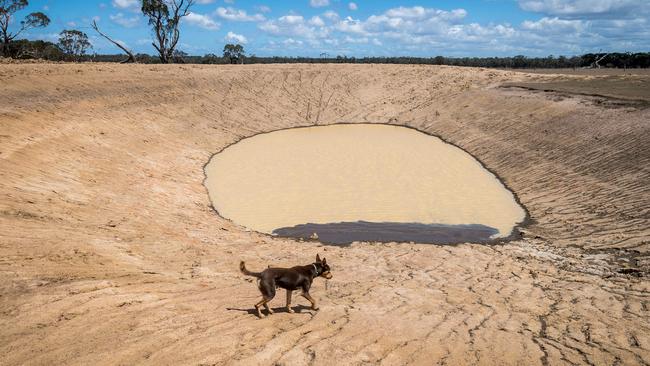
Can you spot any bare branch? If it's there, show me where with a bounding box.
[91,20,135,63]
[593,53,610,69]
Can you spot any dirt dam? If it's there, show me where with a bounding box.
[1,63,649,365]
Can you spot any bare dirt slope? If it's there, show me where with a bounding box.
[1,63,649,365]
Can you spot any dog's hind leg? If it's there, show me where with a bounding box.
[256,279,276,317]
[286,290,294,313]
[264,302,274,315]
[255,297,270,318]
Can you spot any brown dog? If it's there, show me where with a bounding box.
[240,254,332,318]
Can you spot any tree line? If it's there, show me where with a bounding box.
[6,41,650,69]
[2,0,649,68]
[217,53,650,69]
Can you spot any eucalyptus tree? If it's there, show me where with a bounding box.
[58,29,91,61]
[223,43,244,64]
[141,0,195,63]
[0,0,50,57]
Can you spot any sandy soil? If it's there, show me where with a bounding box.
[505,70,650,104]
[1,63,649,365]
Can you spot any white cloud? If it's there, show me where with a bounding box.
[518,0,647,18]
[109,12,140,28]
[283,38,303,46]
[309,16,325,27]
[521,17,585,33]
[348,2,358,11]
[184,12,220,30]
[335,16,367,35]
[215,7,265,22]
[344,35,368,43]
[310,0,329,8]
[323,10,339,21]
[111,0,138,10]
[196,0,216,4]
[280,15,304,25]
[515,0,650,53]
[256,5,271,13]
[224,31,248,44]
[386,7,467,21]
[259,14,330,39]
[256,4,649,56]
[332,7,472,37]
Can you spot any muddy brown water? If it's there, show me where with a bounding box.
[204,124,526,244]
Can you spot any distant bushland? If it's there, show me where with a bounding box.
[4,42,649,69]
[3,39,62,60]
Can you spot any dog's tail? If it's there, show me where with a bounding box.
[240,261,262,278]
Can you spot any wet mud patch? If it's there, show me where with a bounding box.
[272,221,499,245]
[502,76,650,108]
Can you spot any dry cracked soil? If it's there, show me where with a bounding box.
[1,63,649,365]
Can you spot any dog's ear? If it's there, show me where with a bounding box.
[316,254,321,263]
[322,257,327,265]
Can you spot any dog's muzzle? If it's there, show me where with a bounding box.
[322,271,333,279]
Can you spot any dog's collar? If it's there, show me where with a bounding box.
[312,263,319,276]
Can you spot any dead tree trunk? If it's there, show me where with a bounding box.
[593,53,609,69]
[91,20,135,63]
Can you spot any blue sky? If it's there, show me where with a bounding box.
[13,0,650,57]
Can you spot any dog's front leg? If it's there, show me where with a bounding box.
[286,290,294,313]
[302,292,319,311]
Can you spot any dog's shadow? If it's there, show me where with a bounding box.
[226,304,315,317]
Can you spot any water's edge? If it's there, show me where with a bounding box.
[272,221,500,246]
[202,122,532,246]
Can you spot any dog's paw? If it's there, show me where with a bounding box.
[311,306,320,311]
[287,308,295,313]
